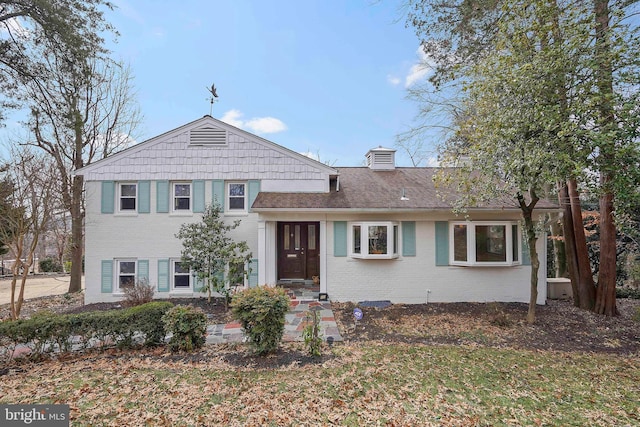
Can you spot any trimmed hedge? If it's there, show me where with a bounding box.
[0,301,173,360]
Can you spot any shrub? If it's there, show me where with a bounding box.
[122,278,156,307]
[302,309,323,357]
[616,287,640,299]
[39,258,63,273]
[231,286,290,355]
[0,301,173,361]
[633,307,640,323]
[162,305,207,352]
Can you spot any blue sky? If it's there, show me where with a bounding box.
[0,1,436,167]
[104,0,433,166]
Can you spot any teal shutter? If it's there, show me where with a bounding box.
[248,180,261,212]
[101,260,113,293]
[156,181,169,213]
[435,221,449,266]
[522,235,531,266]
[212,180,225,210]
[157,259,170,292]
[334,221,347,257]
[138,181,150,213]
[137,259,149,283]
[402,221,416,257]
[249,259,259,287]
[194,275,205,292]
[193,180,205,213]
[101,181,115,214]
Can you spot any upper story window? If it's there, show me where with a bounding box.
[116,259,136,291]
[450,221,520,266]
[173,183,191,212]
[118,183,137,212]
[350,222,399,259]
[227,182,246,212]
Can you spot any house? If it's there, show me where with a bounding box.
[77,115,555,304]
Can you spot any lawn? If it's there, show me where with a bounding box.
[1,342,638,426]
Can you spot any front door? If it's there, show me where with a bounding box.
[277,222,320,280]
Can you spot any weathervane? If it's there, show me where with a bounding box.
[206,83,219,116]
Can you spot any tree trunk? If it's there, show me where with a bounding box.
[559,183,580,304]
[68,175,84,293]
[68,106,85,293]
[517,192,539,324]
[567,178,595,309]
[593,0,617,316]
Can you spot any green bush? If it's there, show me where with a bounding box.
[39,258,63,273]
[231,286,291,355]
[616,287,640,299]
[162,305,207,352]
[0,301,173,361]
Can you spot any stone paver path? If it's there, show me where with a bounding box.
[206,300,342,344]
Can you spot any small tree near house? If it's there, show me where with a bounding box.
[176,203,252,307]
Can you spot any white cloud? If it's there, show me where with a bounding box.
[405,47,434,88]
[387,74,401,86]
[220,109,244,128]
[221,109,287,134]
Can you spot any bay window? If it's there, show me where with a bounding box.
[450,221,520,266]
[350,222,399,259]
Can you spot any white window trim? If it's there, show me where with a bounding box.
[117,182,137,214]
[171,259,192,292]
[172,182,192,213]
[115,259,137,293]
[449,221,521,267]
[226,182,247,214]
[348,221,399,259]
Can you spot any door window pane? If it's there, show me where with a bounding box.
[294,225,301,250]
[308,225,316,250]
[284,225,290,250]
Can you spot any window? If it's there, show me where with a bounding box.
[172,260,191,290]
[116,260,136,291]
[349,222,399,259]
[118,183,137,212]
[450,221,521,266]
[173,183,191,211]
[227,182,246,212]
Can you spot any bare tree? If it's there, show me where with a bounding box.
[22,43,142,293]
[0,0,115,123]
[0,147,56,319]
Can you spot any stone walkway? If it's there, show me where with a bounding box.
[206,300,343,344]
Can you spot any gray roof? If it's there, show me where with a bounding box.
[252,167,558,211]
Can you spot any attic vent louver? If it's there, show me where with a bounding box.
[366,146,396,170]
[189,126,227,145]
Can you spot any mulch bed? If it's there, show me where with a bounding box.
[2,293,639,356]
